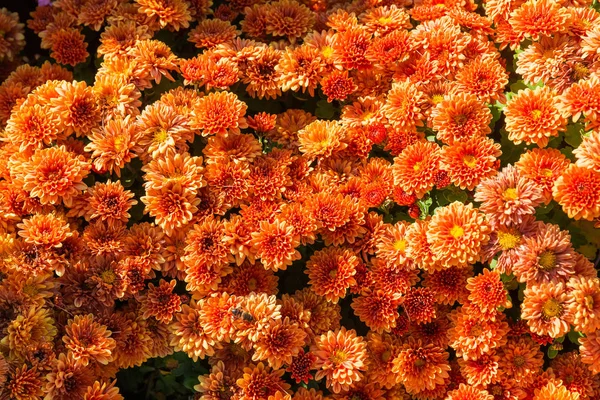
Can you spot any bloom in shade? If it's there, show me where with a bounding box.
[63,314,116,366]
[83,380,124,400]
[320,70,357,103]
[445,384,493,400]
[392,338,450,395]
[23,145,90,207]
[351,290,401,333]
[236,363,290,399]
[169,300,217,361]
[311,327,367,393]
[253,318,307,369]
[515,148,570,203]
[139,279,182,323]
[509,0,570,41]
[402,287,437,324]
[427,202,491,268]
[474,165,544,228]
[287,350,316,384]
[521,282,573,338]
[505,86,566,148]
[136,0,192,31]
[298,119,347,159]
[392,141,440,199]
[551,351,597,399]
[381,80,427,131]
[141,181,199,236]
[533,382,580,400]
[188,19,238,49]
[4,364,44,400]
[552,164,600,221]
[265,0,314,41]
[17,213,72,248]
[305,246,359,303]
[51,80,101,137]
[579,330,600,374]
[498,336,544,385]
[439,137,501,191]
[45,353,94,400]
[431,93,492,145]
[192,91,248,136]
[49,28,89,66]
[466,269,511,318]
[567,276,600,334]
[454,56,508,103]
[512,222,575,285]
[423,266,472,305]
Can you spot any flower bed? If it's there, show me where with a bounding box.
[0,0,600,399]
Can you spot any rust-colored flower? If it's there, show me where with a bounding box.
[320,70,357,103]
[236,363,290,399]
[193,91,248,136]
[305,246,358,303]
[352,290,401,333]
[553,164,600,221]
[46,352,94,400]
[311,327,367,393]
[136,0,192,31]
[83,380,124,400]
[265,0,314,41]
[277,45,325,97]
[288,350,316,384]
[17,213,72,249]
[402,287,437,325]
[454,56,508,103]
[49,28,89,66]
[567,276,600,334]
[139,279,182,324]
[253,318,307,369]
[88,180,138,227]
[141,181,199,236]
[446,384,493,400]
[392,338,450,395]
[63,314,116,366]
[4,364,44,400]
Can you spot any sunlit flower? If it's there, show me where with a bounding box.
[392,141,440,199]
[522,282,574,338]
[515,148,570,203]
[306,246,358,303]
[431,93,492,145]
[553,164,600,221]
[392,338,450,395]
[63,314,116,366]
[193,91,248,136]
[136,0,192,31]
[510,0,570,41]
[298,119,347,159]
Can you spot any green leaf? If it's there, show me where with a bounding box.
[560,146,576,162]
[555,335,565,343]
[547,347,559,359]
[489,258,498,270]
[417,197,433,219]
[565,123,586,148]
[568,330,584,345]
[315,99,336,119]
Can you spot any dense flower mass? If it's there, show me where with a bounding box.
[0,0,599,399]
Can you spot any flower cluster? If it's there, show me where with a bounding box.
[0,0,599,399]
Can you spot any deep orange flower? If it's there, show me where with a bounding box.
[305,246,358,303]
[236,363,290,399]
[440,137,501,191]
[141,181,199,236]
[553,164,600,221]
[423,266,472,306]
[192,91,248,136]
[521,282,573,338]
[265,0,314,41]
[169,300,218,361]
[504,86,566,148]
[320,70,357,103]
[515,148,570,203]
[402,287,437,324]
[431,93,492,145]
[532,382,580,400]
[49,28,89,66]
[392,338,450,395]
[510,0,570,41]
[17,213,71,249]
[139,279,182,323]
[351,290,401,333]
[557,74,600,128]
[574,129,600,173]
[5,101,62,151]
[298,120,347,159]
[251,220,301,271]
[392,141,440,199]
[498,336,544,385]
[188,19,238,49]
[63,314,116,366]
[4,364,44,399]
[331,27,372,71]
[253,318,307,369]
[466,269,511,318]
[382,80,426,131]
[454,56,508,103]
[136,0,192,31]
[311,327,366,393]
[243,47,283,100]
[87,180,138,227]
[277,45,324,97]
[445,384,493,400]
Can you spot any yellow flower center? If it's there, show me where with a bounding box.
[321,46,334,59]
[573,62,590,81]
[541,168,553,178]
[585,295,594,310]
[462,155,477,168]
[450,225,464,238]
[331,350,348,365]
[503,188,518,201]
[393,239,406,252]
[413,162,422,172]
[431,94,444,104]
[538,251,556,270]
[22,284,38,297]
[513,355,526,367]
[329,269,338,278]
[497,230,521,250]
[490,386,503,396]
[100,270,116,284]
[154,129,169,143]
[362,111,373,121]
[113,136,126,152]
[542,299,561,318]
[378,16,393,24]
[531,109,542,120]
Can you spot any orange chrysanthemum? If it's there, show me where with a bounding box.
[504,86,566,148]
[439,137,501,191]
[574,129,600,173]
[253,318,307,369]
[17,213,72,249]
[298,120,347,159]
[193,91,248,136]
[392,338,450,395]
[251,220,301,271]
[521,282,574,338]
[236,363,290,399]
[49,28,89,66]
[305,246,359,303]
[50,80,101,137]
[320,70,357,103]
[311,327,367,393]
[63,314,116,366]
[498,336,544,385]
[510,0,570,41]
[553,164,600,221]
[351,290,401,333]
[169,300,218,361]
[188,19,237,49]
[454,56,508,103]
[515,148,570,203]
[139,279,182,323]
[265,0,314,41]
[431,93,492,145]
[382,80,426,131]
[466,269,511,318]
[392,141,440,199]
[445,384,493,400]
[136,0,192,31]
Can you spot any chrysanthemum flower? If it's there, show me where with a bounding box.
[457,351,500,387]
[139,279,182,324]
[298,120,346,160]
[251,220,301,271]
[533,382,580,400]
[22,145,90,207]
[431,93,492,145]
[241,47,282,100]
[4,364,44,399]
[381,80,426,131]
[331,27,372,71]
[573,129,600,173]
[423,266,472,305]
[405,219,439,272]
[515,148,570,203]
[366,29,412,70]
[63,314,116,366]
[521,282,573,338]
[510,0,570,41]
[277,45,324,97]
[236,363,290,399]
[497,336,544,386]
[188,19,238,49]
[361,4,411,36]
[265,0,314,41]
[440,137,501,191]
[551,351,597,399]
[445,384,493,400]
[49,28,89,66]
[83,380,124,400]
[136,0,192,31]
[5,101,62,151]
[427,202,490,268]
[305,246,358,303]
[46,352,94,399]
[447,307,510,360]
[504,86,566,148]
[0,81,28,125]
[17,213,71,249]
[192,91,247,136]
[3,306,57,359]
[87,180,137,227]
[141,182,199,236]
[253,317,307,369]
[320,70,357,103]
[352,290,401,333]
[392,338,450,395]
[312,327,367,393]
[557,75,600,128]
[454,56,508,103]
[553,164,600,221]
[392,141,440,199]
[169,300,218,361]
[566,276,600,334]
[474,165,544,228]
[402,287,437,325]
[51,79,100,137]
[466,269,511,318]
[0,8,25,61]
[374,222,411,268]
